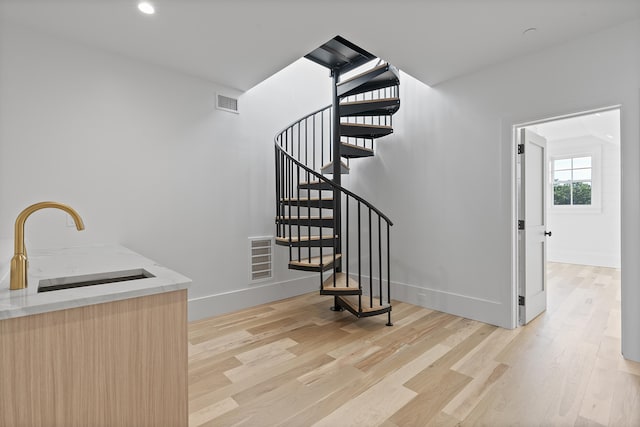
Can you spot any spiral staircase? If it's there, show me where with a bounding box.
[274,36,399,325]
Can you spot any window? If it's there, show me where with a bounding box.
[552,156,592,206]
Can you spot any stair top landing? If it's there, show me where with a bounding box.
[304,36,377,74]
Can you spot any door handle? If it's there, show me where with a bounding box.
[544,231,552,237]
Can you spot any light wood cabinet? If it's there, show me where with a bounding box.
[0,289,188,427]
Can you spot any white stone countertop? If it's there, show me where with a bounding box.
[0,244,191,320]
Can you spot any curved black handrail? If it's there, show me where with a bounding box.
[274,107,394,226]
[274,140,394,226]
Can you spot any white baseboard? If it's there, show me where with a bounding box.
[187,275,318,321]
[548,250,621,268]
[392,281,510,328]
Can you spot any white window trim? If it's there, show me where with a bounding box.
[549,147,602,214]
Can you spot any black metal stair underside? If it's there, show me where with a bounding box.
[289,254,342,272]
[340,98,400,117]
[280,197,334,209]
[340,142,374,158]
[276,216,334,227]
[298,180,335,190]
[275,234,337,247]
[304,36,377,74]
[340,123,393,139]
[337,63,400,98]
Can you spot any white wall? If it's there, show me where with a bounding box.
[349,20,640,360]
[0,23,330,321]
[544,136,621,268]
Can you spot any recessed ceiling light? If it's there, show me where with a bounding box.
[606,134,614,139]
[138,1,155,15]
[595,113,602,117]
[522,27,538,36]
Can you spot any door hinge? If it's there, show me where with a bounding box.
[517,144,524,154]
[518,220,525,230]
[518,296,525,306]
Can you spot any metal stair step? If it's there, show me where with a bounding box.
[340,97,400,117]
[337,63,400,98]
[340,122,393,139]
[336,295,391,317]
[340,142,374,158]
[289,254,341,272]
[275,234,337,247]
[321,272,361,296]
[276,216,334,227]
[299,180,335,190]
[280,197,334,209]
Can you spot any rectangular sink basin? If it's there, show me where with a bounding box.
[38,268,155,293]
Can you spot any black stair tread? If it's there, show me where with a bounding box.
[337,63,400,98]
[299,180,335,190]
[341,142,374,158]
[341,122,393,130]
[304,36,376,74]
[276,234,337,244]
[280,197,334,202]
[289,254,341,269]
[322,272,361,294]
[276,215,334,220]
[340,122,394,139]
[340,97,400,117]
[337,295,391,313]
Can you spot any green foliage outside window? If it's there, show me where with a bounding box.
[553,156,592,206]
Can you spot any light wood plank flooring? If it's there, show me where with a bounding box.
[188,263,640,426]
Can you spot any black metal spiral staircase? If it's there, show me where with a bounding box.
[274,36,399,325]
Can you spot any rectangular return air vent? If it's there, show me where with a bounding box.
[217,94,239,113]
[249,237,273,282]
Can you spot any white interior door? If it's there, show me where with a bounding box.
[519,128,549,324]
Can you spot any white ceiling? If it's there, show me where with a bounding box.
[532,109,621,145]
[1,0,639,91]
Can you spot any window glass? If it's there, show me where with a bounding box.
[573,157,591,168]
[573,168,591,181]
[552,156,592,206]
[554,158,572,170]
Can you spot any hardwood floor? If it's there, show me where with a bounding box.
[188,263,640,426]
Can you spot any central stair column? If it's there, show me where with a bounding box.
[331,67,344,312]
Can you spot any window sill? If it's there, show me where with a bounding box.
[549,205,602,215]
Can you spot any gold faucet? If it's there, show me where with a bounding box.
[10,201,85,290]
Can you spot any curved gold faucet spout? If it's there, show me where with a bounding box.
[10,201,85,290]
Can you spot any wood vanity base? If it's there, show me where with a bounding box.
[0,289,188,427]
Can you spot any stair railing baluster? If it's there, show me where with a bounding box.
[369,207,373,310]
[357,201,361,293]
[296,165,301,262]
[307,190,312,262]
[387,221,392,326]
[275,150,282,237]
[346,195,349,289]
[321,111,324,167]
[287,157,292,262]
[297,123,301,163]
[304,118,308,182]
[378,215,382,306]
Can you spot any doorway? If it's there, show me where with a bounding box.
[515,107,621,325]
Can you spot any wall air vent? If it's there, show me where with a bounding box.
[249,236,273,282]
[217,94,239,113]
